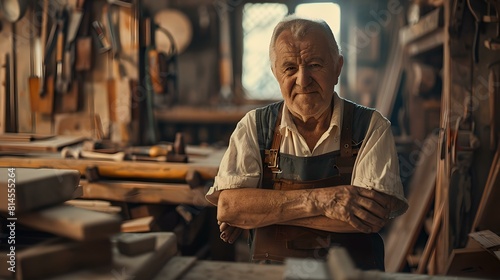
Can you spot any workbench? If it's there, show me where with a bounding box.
[154,253,488,280]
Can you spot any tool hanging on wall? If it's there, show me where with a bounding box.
[36,0,55,115]
[5,54,17,133]
[449,99,480,249]
[466,0,484,63]
[155,24,179,104]
[58,0,86,113]
[104,3,132,144]
[54,8,71,113]
[92,20,111,54]
[138,14,158,145]
[75,0,93,72]
[29,2,42,113]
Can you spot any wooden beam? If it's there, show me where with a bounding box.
[80,180,211,206]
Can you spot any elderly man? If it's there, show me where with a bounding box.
[206,16,408,270]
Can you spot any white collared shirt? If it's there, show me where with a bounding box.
[206,92,408,218]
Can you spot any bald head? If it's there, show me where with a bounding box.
[269,16,340,72]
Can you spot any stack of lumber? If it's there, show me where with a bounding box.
[0,168,178,279]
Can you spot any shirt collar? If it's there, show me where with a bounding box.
[280,91,344,137]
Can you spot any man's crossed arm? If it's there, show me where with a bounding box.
[217,186,399,243]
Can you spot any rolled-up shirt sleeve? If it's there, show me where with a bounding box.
[352,111,409,218]
[205,111,262,206]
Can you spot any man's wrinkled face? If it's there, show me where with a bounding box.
[273,28,343,121]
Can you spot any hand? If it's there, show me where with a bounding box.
[317,186,393,233]
[218,221,243,244]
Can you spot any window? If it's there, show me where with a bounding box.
[241,2,341,100]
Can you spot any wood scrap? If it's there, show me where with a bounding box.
[17,204,121,241]
[121,216,155,233]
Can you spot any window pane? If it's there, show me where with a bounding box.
[295,3,341,43]
[242,3,288,100]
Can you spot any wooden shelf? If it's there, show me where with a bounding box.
[400,8,443,46]
[155,106,258,124]
[407,28,444,57]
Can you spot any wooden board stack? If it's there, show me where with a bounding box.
[0,168,178,279]
[0,168,122,279]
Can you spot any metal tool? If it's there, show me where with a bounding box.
[4,54,17,132]
[92,20,111,53]
[61,147,126,161]
[55,9,69,95]
[467,0,484,63]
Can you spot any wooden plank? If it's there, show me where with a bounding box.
[417,203,445,274]
[385,133,439,272]
[48,232,177,280]
[116,233,157,256]
[0,168,81,213]
[0,147,225,181]
[17,204,121,241]
[0,135,86,152]
[65,199,121,214]
[14,11,35,133]
[374,13,404,118]
[154,106,253,124]
[407,28,444,56]
[0,133,54,142]
[0,23,11,134]
[445,247,500,278]
[81,180,211,206]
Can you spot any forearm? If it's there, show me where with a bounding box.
[217,185,393,233]
[279,216,360,233]
[217,188,320,229]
